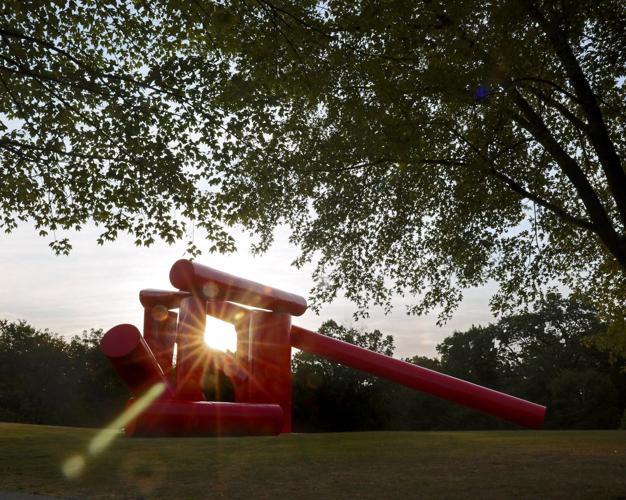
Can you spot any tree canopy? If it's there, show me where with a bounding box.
[1,1,625,339]
[0,320,127,426]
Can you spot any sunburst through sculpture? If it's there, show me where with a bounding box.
[100,259,546,437]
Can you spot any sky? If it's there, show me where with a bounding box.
[0,222,497,358]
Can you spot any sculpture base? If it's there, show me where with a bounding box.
[125,400,284,437]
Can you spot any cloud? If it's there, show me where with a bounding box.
[0,223,497,357]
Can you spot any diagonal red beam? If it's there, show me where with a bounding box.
[290,325,546,429]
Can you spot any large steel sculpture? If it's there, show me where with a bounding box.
[101,259,546,436]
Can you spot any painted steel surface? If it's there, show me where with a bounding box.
[139,288,190,309]
[175,296,207,401]
[126,400,284,437]
[248,311,293,433]
[169,259,308,316]
[100,324,174,398]
[142,309,177,379]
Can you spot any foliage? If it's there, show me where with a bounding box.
[292,295,625,430]
[2,1,625,339]
[292,320,395,431]
[0,320,127,426]
[0,0,235,255]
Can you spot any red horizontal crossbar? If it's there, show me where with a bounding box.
[170,259,308,316]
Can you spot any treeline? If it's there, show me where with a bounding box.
[0,322,127,427]
[1,294,625,430]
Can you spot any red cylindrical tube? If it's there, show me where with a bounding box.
[290,326,546,429]
[248,311,293,433]
[100,324,174,397]
[139,288,190,309]
[233,314,252,403]
[143,309,177,377]
[126,400,284,437]
[170,259,308,316]
[175,296,207,401]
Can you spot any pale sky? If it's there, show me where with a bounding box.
[0,222,496,358]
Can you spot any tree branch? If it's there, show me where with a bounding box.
[0,58,114,99]
[510,76,581,105]
[0,137,116,163]
[0,28,187,103]
[528,2,626,228]
[256,1,305,64]
[523,85,589,134]
[0,27,85,68]
[446,121,609,239]
[488,166,596,232]
[508,88,626,269]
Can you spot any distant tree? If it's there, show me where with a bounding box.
[437,326,504,389]
[64,329,128,426]
[0,320,126,426]
[437,294,625,428]
[0,319,72,424]
[549,369,619,429]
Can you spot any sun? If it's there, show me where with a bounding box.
[204,316,237,353]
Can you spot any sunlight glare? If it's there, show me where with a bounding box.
[61,382,167,480]
[204,316,237,352]
[88,382,166,456]
[61,454,85,480]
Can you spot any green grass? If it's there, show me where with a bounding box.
[1,423,625,499]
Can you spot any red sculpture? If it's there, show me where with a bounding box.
[101,259,546,436]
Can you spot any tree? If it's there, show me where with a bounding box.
[0,319,81,424]
[436,294,625,428]
[2,2,625,345]
[0,320,127,426]
[292,320,396,431]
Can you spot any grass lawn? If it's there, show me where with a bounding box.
[1,423,625,499]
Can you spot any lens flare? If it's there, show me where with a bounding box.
[202,282,221,298]
[61,382,167,480]
[61,454,85,480]
[150,304,169,322]
[204,316,237,352]
[88,383,167,456]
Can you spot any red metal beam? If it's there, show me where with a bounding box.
[170,259,308,316]
[290,325,545,429]
[175,296,207,401]
[126,400,284,437]
[139,288,190,309]
[100,324,174,398]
